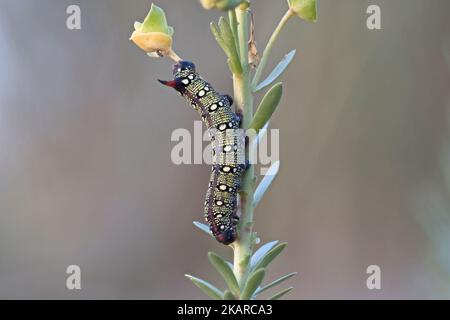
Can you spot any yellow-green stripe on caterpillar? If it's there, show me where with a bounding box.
[159,61,246,245]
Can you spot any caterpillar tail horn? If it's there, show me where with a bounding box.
[158,79,178,88]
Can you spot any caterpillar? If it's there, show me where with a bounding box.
[159,61,246,245]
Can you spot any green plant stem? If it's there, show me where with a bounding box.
[228,10,240,60]
[231,5,256,294]
[252,9,294,89]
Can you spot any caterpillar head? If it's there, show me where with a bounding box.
[158,60,196,92]
[172,61,196,76]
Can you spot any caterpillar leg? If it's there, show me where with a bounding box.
[235,112,243,127]
[232,161,250,194]
[224,94,234,106]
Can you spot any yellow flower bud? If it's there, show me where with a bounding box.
[130,31,172,53]
[130,3,174,55]
[200,0,216,10]
[199,0,247,11]
[288,0,317,22]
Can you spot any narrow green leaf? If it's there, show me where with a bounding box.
[269,287,294,300]
[223,290,236,300]
[141,3,171,34]
[253,161,280,208]
[250,240,279,269]
[218,17,242,74]
[218,17,235,53]
[253,242,288,271]
[255,272,297,295]
[193,221,213,237]
[210,21,229,56]
[248,82,283,132]
[241,268,266,300]
[288,0,317,22]
[254,50,296,92]
[185,274,223,300]
[208,252,240,295]
[228,10,240,58]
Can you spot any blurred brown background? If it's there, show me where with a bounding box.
[0,0,450,299]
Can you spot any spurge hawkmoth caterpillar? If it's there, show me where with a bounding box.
[159,61,246,245]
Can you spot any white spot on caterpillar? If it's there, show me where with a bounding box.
[181,79,190,85]
[222,166,231,173]
[219,184,227,191]
[218,124,227,131]
[188,74,194,80]
[220,225,225,230]
[198,90,206,97]
[223,145,232,152]
[210,104,218,111]
[215,200,223,206]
